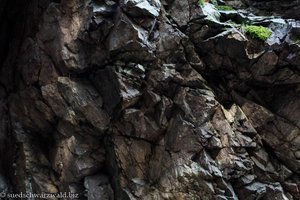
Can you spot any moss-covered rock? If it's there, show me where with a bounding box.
[199,0,205,7]
[216,5,235,11]
[245,25,272,41]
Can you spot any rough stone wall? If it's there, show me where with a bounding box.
[242,0,300,19]
[0,0,300,199]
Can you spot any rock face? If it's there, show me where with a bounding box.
[243,0,300,19]
[0,0,300,199]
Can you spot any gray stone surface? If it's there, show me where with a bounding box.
[0,0,300,199]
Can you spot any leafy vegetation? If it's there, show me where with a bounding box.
[245,25,272,41]
[216,5,235,11]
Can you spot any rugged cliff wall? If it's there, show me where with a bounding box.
[0,0,300,199]
[243,0,300,19]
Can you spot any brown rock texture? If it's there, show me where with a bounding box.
[0,0,300,199]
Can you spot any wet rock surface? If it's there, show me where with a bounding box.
[0,0,300,199]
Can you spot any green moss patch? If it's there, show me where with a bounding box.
[216,5,235,11]
[199,0,205,7]
[245,25,272,41]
